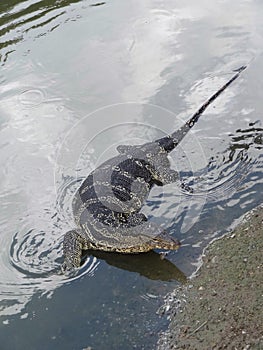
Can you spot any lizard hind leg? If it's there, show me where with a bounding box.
[61,230,91,273]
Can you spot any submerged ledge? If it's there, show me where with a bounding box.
[158,205,263,350]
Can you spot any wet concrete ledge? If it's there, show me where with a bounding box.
[158,205,263,350]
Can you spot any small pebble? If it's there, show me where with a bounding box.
[211,256,218,264]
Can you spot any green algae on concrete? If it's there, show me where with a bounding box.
[158,205,263,350]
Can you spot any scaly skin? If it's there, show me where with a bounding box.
[62,66,246,272]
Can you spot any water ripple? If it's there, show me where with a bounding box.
[192,123,262,202]
[0,0,84,65]
[0,222,99,318]
[199,151,253,202]
[18,88,45,107]
[10,229,60,277]
[0,173,100,319]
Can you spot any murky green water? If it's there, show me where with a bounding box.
[0,1,263,349]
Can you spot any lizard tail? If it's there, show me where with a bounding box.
[157,65,247,152]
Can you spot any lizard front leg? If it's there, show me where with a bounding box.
[62,230,91,272]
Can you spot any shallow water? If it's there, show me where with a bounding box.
[0,0,263,349]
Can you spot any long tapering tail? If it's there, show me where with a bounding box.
[157,66,246,152]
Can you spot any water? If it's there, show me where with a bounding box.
[0,0,263,349]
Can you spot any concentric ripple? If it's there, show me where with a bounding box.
[10,229,61,277]
[0,174,100,319]
[1,222,99,318]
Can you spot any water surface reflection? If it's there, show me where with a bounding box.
[0,0,263,349]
